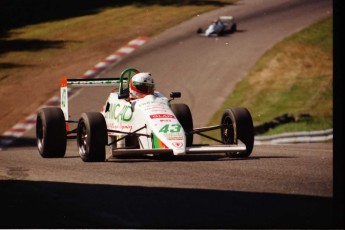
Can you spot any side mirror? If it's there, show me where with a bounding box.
[169,92,181,102]
[170,92,181,99]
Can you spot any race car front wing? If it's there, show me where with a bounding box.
[110,141,246,156]
[108,124,247,156]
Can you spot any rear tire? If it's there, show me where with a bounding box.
[170,103,193,147]
[230,23,237,33]
[221,107,254,158]
[77,112,107,162]
[36,107,66,158]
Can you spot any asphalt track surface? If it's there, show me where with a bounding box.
[0,0,336,228]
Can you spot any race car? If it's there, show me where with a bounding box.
[197,16,237,37]
[36,67,254,162]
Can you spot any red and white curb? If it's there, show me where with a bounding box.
[81,36,149,79]
[0,36,149,150]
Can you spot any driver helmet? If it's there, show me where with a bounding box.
[129,72,155,99]
[213,18,220,23]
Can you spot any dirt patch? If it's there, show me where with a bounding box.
[0,37,129,134]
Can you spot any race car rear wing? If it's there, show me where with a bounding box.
[219,16,234,22]
[60,77,127,122]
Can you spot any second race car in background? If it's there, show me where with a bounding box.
[197,16,237,37]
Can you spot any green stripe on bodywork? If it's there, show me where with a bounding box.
[152,133,164,149]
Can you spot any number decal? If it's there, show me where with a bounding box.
[170,124,181,133]
[61,88,67,108]
[159,124,182,133]
[159,124,169,133]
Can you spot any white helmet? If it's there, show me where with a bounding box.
[129,72,155,99]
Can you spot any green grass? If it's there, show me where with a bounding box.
[205,16,333,141]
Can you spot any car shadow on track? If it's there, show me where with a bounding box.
[108,154,228,163]
[0,180,335,229]
[107,154,295,163]
[1,136,75,149]
[0,137,37,148]
[223,29,247,36]
[1,137,295,163]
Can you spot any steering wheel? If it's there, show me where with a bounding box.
[119,67,139,94]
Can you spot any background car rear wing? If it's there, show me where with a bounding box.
[219,16,234,22]
[60,77,126,121]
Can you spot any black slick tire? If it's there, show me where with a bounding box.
[230,23,237,33]
[170,103,193,147]
[77,112,107,162]
[36,107,67,158]
[221,107,254,158]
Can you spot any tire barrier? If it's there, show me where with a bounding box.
[254,113,312,135]
[254,128,333,145]
[254,113,332,144]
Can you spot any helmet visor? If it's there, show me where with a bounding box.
[132,81,155,94]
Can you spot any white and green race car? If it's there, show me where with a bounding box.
[36,67,254,162]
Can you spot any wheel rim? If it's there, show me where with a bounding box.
[222,116,235,144]
[36,116,44,152]
[78,121,87,157]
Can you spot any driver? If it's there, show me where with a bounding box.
[214,18,224,27]
[129,72,155,100]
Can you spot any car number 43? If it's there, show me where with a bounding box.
[159,124,182,133]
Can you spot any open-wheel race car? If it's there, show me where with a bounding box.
[197,16,237,37]
[36,67,254,162]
